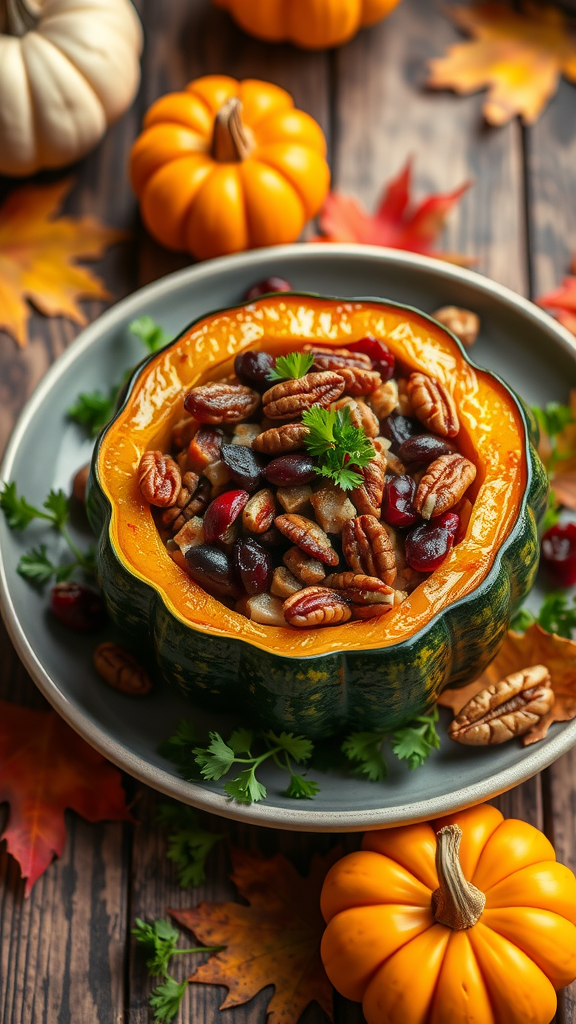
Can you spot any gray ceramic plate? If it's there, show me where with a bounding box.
[2,243,576,833]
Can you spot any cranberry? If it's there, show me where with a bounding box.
[398,434,457,466]
[233,537,273,595]
[234,350,276,392]
[382,475,419,528]
[382,415,421,450]
[221,444,263,491]
[436,511,460,537]
[50,582,106,632]
[263,453,318,487]
[405,520,455,572]
[203,490,249,544]
[185,545,240,599]
[348,335,395,381]
[541,523,576,587]
[245,277,292,300]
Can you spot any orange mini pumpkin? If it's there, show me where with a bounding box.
[212,0,402,49]
[321,804,576,1024]
[130,75,330,260]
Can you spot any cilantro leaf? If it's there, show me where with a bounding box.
[391,708,440,769]
[67,388,117,438]
[538,591,576,639]
[532,401,573,441]
[284,773,320,799]
[158,720,202,781]
[224,769,267,803]
[133,918,180,976]
[227,728,254,755]
[0,481,48,530]
[157,804,223,888]
[149,975,188,1023]
[510,607,536,633]
[17,545,59,588]
[303,404,376,491]
[266,731,314,762]
[341,731,388,781]
[267,351,314,381]
[130,315,172,353]
[194,732,236,780]
[43,489,69,529]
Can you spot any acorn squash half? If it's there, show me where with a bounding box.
[87,295,547,739]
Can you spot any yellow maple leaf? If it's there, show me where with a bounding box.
[428,1,576,126]
[0,179,129,347]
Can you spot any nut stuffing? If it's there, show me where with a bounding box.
[137,330,479,628]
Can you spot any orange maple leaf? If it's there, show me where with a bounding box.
[537,275,576,341]
[428,2,576,126]
[313,159,472,265]
[0,179,129,348]
[0,701,134,895]
[438,623,576,745]
[171,846,341,1024]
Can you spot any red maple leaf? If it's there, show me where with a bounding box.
[537,276,576,335]
[313,159,473,265]
[0,701,133,895]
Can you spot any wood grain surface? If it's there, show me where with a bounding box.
[1,1,576,1022]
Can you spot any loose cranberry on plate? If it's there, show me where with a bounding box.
[541,523,576,587]
[348,335,395,381]
[405,513,459,572]
[233,537,273,595]
[245,277,292,300]
[382,475,419,528]
[50,581,107,632]
[263,453,318,487]
[203,490,250,544]
[234,350,276,391]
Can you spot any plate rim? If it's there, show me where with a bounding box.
[3,241,576,833]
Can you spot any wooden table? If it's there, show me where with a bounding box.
[2,1,576,1021]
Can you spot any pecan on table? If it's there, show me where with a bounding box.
[138,451,182,508]
[414,453,476,519]
[262,371,345,419]
[338,366,382,397]
[283,586,352,627]
[407,372,459,438]
[433,306,480,348]
[342,515,397,586]
[184,381,261,424]
[275,513,339,566]
[448,665,554,745]
[252,422,310,455]
[324,571,394,619]
[350,448,386,518]
[93,642,153,696]
[303,345,372,371]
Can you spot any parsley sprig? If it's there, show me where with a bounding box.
[157,804,224,888]
[68,316,173,437]
[267,350,314,382]
[0,483,95,588]
[341,708,441,781]
[194,729,319,803]
[133,918,224,1022]
[511,591,576,639]
[303,404,376,491]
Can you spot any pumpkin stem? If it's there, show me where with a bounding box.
[2,0,40,35]
[212,98,255,163]
[431,824,486,930]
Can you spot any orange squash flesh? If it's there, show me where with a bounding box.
[97,295,526,658]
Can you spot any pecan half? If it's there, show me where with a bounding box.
[139,451,181,508]
[324,571,394,606]
[303,345,372,371]
[242,488,277,534]
[414,454,476,519]
[93,642,153,696]
[164,476,211,533]
[184,382,260,424]
[275,513,339,566]
[331,397,379,437]
[262,372,345,419]
[342,515,396,585]
[407,372,459,438]
[350,448,386,518]
[160,470,200,528]
[448,665,554,746]
[283,586,352,628]
[368,380,398,420]
[252,422,310,455]
[433,306,480,348]
[338,366,382,397]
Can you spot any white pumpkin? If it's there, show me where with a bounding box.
[0,0,143,176]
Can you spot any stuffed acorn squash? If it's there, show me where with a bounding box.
[87,295,547,739]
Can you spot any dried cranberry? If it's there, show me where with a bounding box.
[382,414,421,450]
[382,475,419,528]
[203,490,249,544]
[541,523,576,587]
[263,453,318,487]
[233,537,273,595]
[245,277,292,300]
[50,582,106,632]
[436,511,460,538]
[185,545,240,599]
[234,350,276,392]
[221,444,263,491]
[398,434,457,466]
[348,335,395,381]
[405,520,455,572]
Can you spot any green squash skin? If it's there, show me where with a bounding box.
[87,299,548,740]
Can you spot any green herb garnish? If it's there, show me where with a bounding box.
[302,404,376,490]
[133,918,224,1022]
[512,591,576,639]
[149,975,189,1023]
[130,315,172,353]
[157,804,224,888]
[267,351,314,381]
[0,482,95,588]
[532,401,575,476]
[341,708,441,781]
